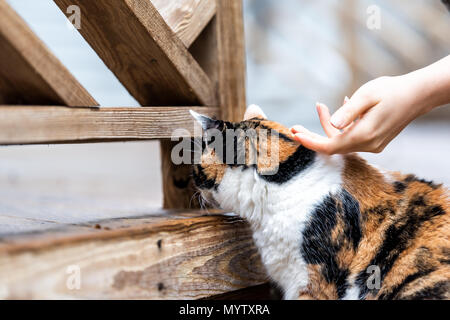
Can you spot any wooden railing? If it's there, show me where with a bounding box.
[0,0,269,299]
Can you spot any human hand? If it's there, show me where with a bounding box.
[290,75,432,155]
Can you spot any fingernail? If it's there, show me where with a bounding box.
[330,111,345,128]
[293,133,303,140]
[293,125,306,133]
[344,96,350,103]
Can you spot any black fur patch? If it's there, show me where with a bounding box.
[362,201,396,226]
[341,190,362,249]
[356,195,446,299]
[440,247,450,265]
[378,268,436,300]
[192,165,216,190]
[260,145,316,184]
[173,177,190,189]
[200,119,316,184]
[403,174,441,190]
[400,281,449,300]
[393,181,407,193]
[259,123,316,183]
[301,190,361,299]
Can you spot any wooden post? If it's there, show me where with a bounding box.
[160,139,201,209]
[161,0,247,209]
[216,0,247,122]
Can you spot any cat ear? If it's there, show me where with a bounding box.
[190,110,221,130]
[244,104,267,120]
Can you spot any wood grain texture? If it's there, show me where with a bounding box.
[53,0,215,106]
[151,0,216,47]
[189,18,219,94]
[160,139,201,209]
[0,140,163,235]
[205,283,282,300]
[0,0,97,107]
[0,212,268,299]
[160,1,247,208]
[0,106,218,144]
[216,0,247,121]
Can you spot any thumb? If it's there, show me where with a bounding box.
[330,91,376,129]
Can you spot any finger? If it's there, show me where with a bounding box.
[316,102,340,138]
[290,125,308,134]
[293,128,344,155]
[343,121,355,133]
[330,90,377,129]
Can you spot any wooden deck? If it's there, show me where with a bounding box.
[0,210,268,299]
[0,0,261,299]
[0,139,271,299]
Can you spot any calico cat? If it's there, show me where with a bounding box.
[190,105,450,300]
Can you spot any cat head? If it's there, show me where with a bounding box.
[190,105,315,211]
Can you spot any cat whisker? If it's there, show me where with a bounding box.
[189,190,201,208]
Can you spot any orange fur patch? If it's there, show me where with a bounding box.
[341,154,449,300]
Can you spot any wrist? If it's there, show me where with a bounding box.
[400,72,434,116]
[406,55,450,113]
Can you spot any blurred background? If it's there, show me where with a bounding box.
[1,0,449,234]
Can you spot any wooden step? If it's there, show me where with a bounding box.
[0,210,268,299]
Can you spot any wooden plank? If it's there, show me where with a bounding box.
[53,0,216,106]
[216,0,247,122]
[0,140,163,235]
[0,106,219,145]
[160,17,219,210]
[0,0,97,106]
[151,0,216,48]
[158,4,220,211]
[160,142,200,211]
[161,1,248,208]
[205,283,282,300]
[189,18,219,92]
[0,212,268,299]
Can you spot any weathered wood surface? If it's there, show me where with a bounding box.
[0,212,268,299]
[0,0,97,106]
[189,18,219,95]
[216,0,247,122]
[160,0,247,208]
[53,0,215,106]
[0,140,163,235]
[0,106,218,144]
[160,139,201,209]
[151,0,216,48]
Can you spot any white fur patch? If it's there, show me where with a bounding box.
[342,285,360,300]
[213,154,345,299]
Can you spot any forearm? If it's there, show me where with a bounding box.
[406,55,450,113]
